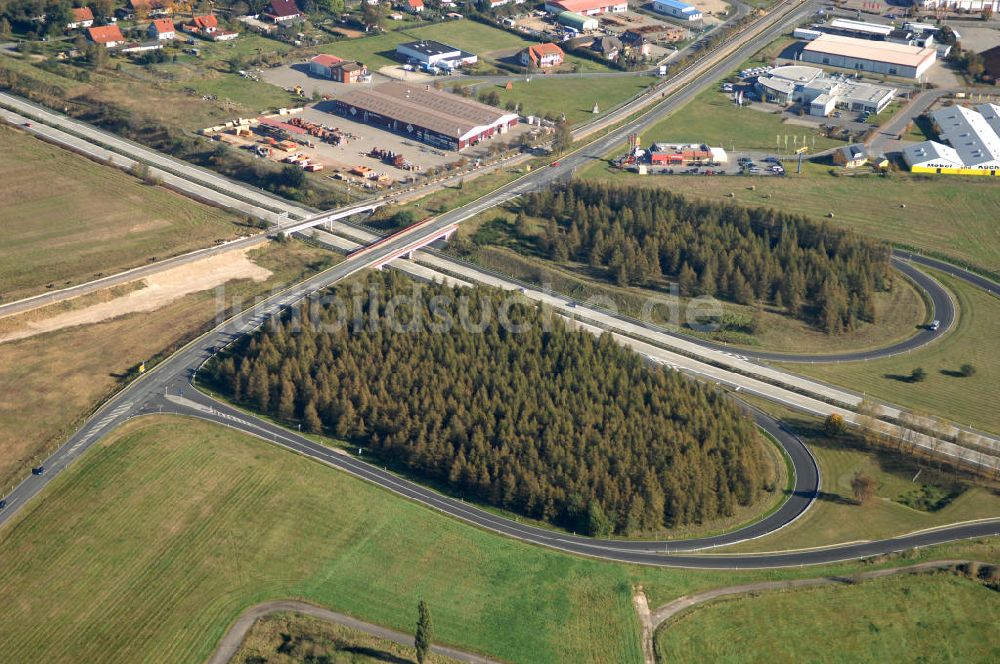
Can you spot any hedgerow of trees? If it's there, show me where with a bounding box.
[515,183,893,334]
[205,272,772,535]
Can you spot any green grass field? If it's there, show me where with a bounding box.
[1,417,999,664]
[656,572,1000,663]
[477,76,654,125]
[404,21,534,54]
[322,20,531,70]
[196,34,294,63]
[579,159,1000,274]
[321,20,614,74]
[723,401,1000,553]
[172,70,295,112]
[0,417,645,664]
[0,124,242,302]
[641,87,843,152]
[779,270,1000,435]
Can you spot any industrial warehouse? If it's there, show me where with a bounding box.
[756,65,896,117]
[800,34,937,79]
[395,40,478,70]
[543,0,628,15]
[329,81,519,151]
[904,104,1000,176]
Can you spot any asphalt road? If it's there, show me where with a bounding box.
[692,255,955,364]
[897,250,1000,298]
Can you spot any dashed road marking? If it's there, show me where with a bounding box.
[69,401,133,453]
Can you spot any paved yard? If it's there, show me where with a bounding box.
[949,25,1000,54]
[252,105,535,185]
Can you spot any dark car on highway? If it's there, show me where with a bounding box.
[31,466,45,476]
[0,500,7,510]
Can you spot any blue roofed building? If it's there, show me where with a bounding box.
[651,0,703,22]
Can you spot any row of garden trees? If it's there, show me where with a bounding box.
[516,183,894,334]
[205,272,773,535]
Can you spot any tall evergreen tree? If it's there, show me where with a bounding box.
[415,599,433,664]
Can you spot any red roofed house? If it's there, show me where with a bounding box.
[520,42,565,68]
[264,0,303,23]
[67,7,94,29]
[192,14,218,31]
[87,24,125,48]
[308,54,369,84]
[148,18,175,40]
[185,14,239,41]
[406,0,425,13]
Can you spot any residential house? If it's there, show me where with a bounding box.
[264,0,303,23]
[67,7,94,29]
[619,29,651,57]
[406,0,425,12]
[832,143,869,168]
[148,17,175,40]
[185,14,240,41]
[591,35,622,60]
[87,24,125,48]
[520,43,565,68]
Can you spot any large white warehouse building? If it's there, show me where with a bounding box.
[756,65,896,117]
[904,104,1000,175]
[801,34,936,79]
[916,0,999,10]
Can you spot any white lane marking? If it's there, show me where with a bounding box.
[69,401,133,452]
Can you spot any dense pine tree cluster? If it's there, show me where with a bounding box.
[206,273,771,535]
[520,183,893,334]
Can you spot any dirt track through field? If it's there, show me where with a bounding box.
[0,248,271,344]
[646,559,985,661]
[207,600,501,664]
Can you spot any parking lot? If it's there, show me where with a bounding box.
[645,154,787,177]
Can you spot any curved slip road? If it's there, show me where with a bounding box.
[896,251,1000,298]
[709,255,955,364]
[139,386,1000,569]
[206,600,499,664]
[424,248,956,365]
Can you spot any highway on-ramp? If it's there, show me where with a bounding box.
[1,242,997,568]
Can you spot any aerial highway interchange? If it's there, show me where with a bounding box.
[1,0,999,575]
